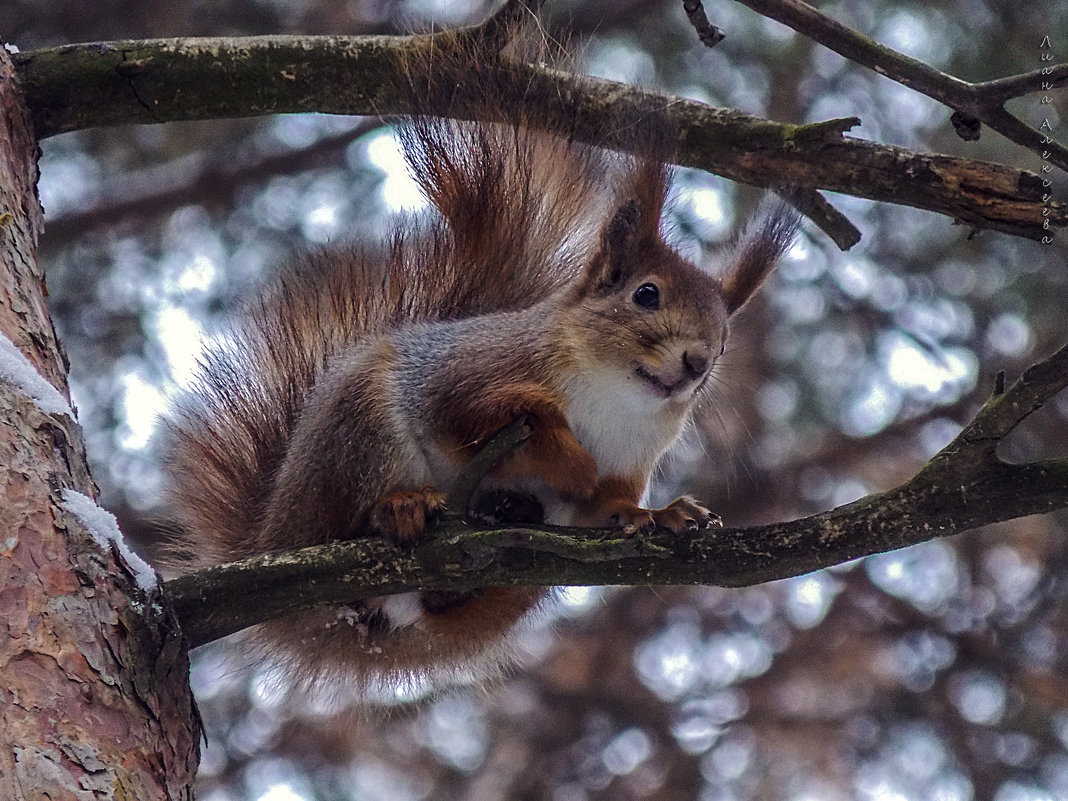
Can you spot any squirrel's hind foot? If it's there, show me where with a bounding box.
[369,485,447,543]
[605,495,722,536]
[652,495,723,533]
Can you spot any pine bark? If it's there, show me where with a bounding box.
[0,48,198,801]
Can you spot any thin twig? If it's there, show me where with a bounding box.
[977,64,1068,104]
[936,341,1068,456]
[445,416,532,513]
[682,0,726,48]
[782,187,860,250]
[727,0,1068,170]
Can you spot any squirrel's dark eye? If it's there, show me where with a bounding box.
[633,282,660,310]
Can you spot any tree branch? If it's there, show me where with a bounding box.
[978,65,1068,104]
[163,341,1068,650]
[682,0,726,49]
[12,35,1064,244]
[726,0,1068,170]
[445,415,532,511]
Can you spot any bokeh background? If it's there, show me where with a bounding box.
[7,0,1068,798]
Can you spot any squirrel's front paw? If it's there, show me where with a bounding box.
[369,485,447,544]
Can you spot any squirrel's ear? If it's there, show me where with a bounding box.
[721,197,801,315]
[585,199,651,291]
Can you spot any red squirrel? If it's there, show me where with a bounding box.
[165,28,800,691]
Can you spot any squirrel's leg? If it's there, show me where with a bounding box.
[574,475,721,535]
[256,348,547,680]
[260,344,442,550]
[521,406,599,502]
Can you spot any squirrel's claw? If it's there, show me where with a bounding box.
[369,485,447,544]
[653,495,722,533]
[605,495,720,536]
[615,512,657,537]
[602,503,656,536]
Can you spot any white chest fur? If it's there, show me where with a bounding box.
[561,367,690,481]
[468,369,691,528]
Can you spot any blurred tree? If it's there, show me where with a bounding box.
[1,0,1067,799]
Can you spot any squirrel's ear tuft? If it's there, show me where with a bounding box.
[721,196,802,315]
[583,154,671,293]
[604,199,644,259]
[585,199,645,290]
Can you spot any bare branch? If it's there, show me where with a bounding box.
[445,415,532,512]
[726,0,1068,170]
[682,0,726,49]
[163,342,1068,649]
[976,64,1068,104]
[782,187,861,250]
[12,35,1063,244]
[980,106,1068,169]
[936,340,1068,458]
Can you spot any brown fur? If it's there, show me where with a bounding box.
[165,26,800,693]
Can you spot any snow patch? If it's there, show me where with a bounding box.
[0,332,74,418]
[62,489,158,591]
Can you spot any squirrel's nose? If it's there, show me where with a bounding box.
[682,348,711,379]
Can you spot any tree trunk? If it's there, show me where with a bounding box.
[0,47,199,801]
